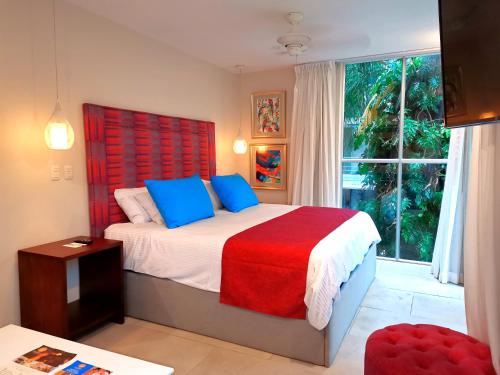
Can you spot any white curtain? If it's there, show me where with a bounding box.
[290,61,343,207]
[431,129,470,284]
[464,124,500,372]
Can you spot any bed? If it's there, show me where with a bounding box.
[83,103,380,366]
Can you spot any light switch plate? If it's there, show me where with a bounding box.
[64,165,73,180]
[51,165,60,181]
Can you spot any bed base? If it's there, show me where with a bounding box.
[124,244,376,366]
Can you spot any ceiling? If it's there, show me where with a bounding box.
[65,0,441,73]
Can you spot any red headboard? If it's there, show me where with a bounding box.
[83,103,216,237]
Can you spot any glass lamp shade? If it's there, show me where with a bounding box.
[45,102,75,150]
[233,136,248,154]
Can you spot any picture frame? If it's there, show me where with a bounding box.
[251,91,286,138]
[249,144,287,190]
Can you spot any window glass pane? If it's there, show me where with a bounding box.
[400,163,446,261]
[342,162,398,258]
[404,55,451,159]
[343,59,402,159]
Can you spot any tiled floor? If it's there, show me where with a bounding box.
[79,260,466,374]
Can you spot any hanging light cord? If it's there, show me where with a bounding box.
[238,66,243,134]
[52,0,59,101]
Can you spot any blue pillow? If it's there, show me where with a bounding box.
[145,175,214,228]
[210,174,258,212]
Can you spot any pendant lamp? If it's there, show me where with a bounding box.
[233,65,247,154]
[45,0,74,150]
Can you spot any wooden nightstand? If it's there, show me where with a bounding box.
[18,237,124,339]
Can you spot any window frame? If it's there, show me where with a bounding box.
[339,49,448,262]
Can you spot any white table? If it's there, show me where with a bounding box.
[0,325,174,374]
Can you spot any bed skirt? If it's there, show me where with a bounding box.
[124,244,376,366]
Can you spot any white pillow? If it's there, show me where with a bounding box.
[203,179,223,210]
[114,187,151,224]
[135,191,164,225]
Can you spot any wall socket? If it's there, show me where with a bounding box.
[64,165,73,180]
[50,165,60,181]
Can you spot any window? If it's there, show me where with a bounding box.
[342,54,450,262]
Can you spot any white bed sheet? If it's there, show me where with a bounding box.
[105,203,381,329]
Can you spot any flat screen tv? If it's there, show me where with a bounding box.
[439,0,500,128]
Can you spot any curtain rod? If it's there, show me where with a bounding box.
[295,47,441,67]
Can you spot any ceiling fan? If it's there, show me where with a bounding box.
[276,12,311,56]
[275,11,371,57]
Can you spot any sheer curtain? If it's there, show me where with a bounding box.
[290,61,343,207]
[464,125,500,372]
[431,128,470,284]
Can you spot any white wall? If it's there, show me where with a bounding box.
[0,0,240,325]
[238,67,296,204]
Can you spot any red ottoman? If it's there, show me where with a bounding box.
[365,324,495,375]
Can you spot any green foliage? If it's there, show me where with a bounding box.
[345,55,450,261]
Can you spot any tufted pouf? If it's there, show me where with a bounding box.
[364,324,496,375]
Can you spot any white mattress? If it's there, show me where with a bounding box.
[105,203,381,329]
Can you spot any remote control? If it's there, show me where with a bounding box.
[74,239,93,245]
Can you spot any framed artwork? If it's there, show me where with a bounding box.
[251,91,286,138]
[250,144,287,190]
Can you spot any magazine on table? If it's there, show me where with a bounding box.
[13,346,76,373]
[55,361,111,375]
[0,345,111,375]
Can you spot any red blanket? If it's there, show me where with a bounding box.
[220,206,358,319]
